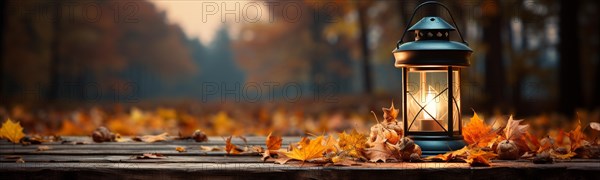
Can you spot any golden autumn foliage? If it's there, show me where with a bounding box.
[338,129,367,158]
[0,119,25,143]
[285,135,335,162]
[462,112,496,147]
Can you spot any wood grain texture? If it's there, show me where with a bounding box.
[1,136,599,179]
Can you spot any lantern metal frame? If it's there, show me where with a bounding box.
[393,1,472,155]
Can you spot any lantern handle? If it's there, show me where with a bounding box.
[396,1,467,48]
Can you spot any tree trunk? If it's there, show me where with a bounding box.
[483,1,507,113]
[558,0,582,117]
[593,1,600,109]
[0,0,5,105]
[48,2,62,103]
[357,3,372,94]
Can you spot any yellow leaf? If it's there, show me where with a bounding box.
[266,132,282,151]
[0,119,25,144]
[462,112,495,147]
[550,150,576,159]
[175,146,186,152]
[285,136,332,162]
[338,129,367,158]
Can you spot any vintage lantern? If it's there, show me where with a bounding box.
[393,1,472,155]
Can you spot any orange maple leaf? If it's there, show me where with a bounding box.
[466,149,497,167]
[225,136,243,154]
[462,112,496,147]
[382,101,399,121]
[0,119,25,144]
[285,135,332,162]
[568,121,586,151]
[424,146,469,161]
[266,132,282,151]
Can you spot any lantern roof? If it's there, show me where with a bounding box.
[408,17,456,31]
[393,16,472,67]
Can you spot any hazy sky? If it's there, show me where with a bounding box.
[152,0,270,44]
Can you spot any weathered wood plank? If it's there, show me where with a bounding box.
[0,136,302,146]
[1,155,266,163]
[1,162,598,180]
[0,149,258,156]
[2,136,600,179]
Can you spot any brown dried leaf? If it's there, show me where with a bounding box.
[248,146,264,153]
[590,122,600,131]
[37,145,51,152]
[274,156,292,164]
[199,145,222,152]
[133,133,169,143]
[136,153,166,159]
[365,135,395,162]
[505,115,529,141]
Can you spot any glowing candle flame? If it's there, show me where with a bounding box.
[423,86,437,120]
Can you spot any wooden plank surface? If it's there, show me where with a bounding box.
[1,136,600,179]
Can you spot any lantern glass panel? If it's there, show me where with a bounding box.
[406,69,460,133]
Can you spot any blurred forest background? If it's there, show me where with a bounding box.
[0,0,599,136]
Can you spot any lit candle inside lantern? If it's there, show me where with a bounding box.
[423,86,437,120]
[421,85,443,131]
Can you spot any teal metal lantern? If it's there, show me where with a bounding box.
[393,1,471,155]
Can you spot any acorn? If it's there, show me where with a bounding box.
[92,126,116,143]
[496,140,519,160]
[192,129,208,142]
[533,151,553,164]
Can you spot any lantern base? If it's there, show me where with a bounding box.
[409,135,466,156]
